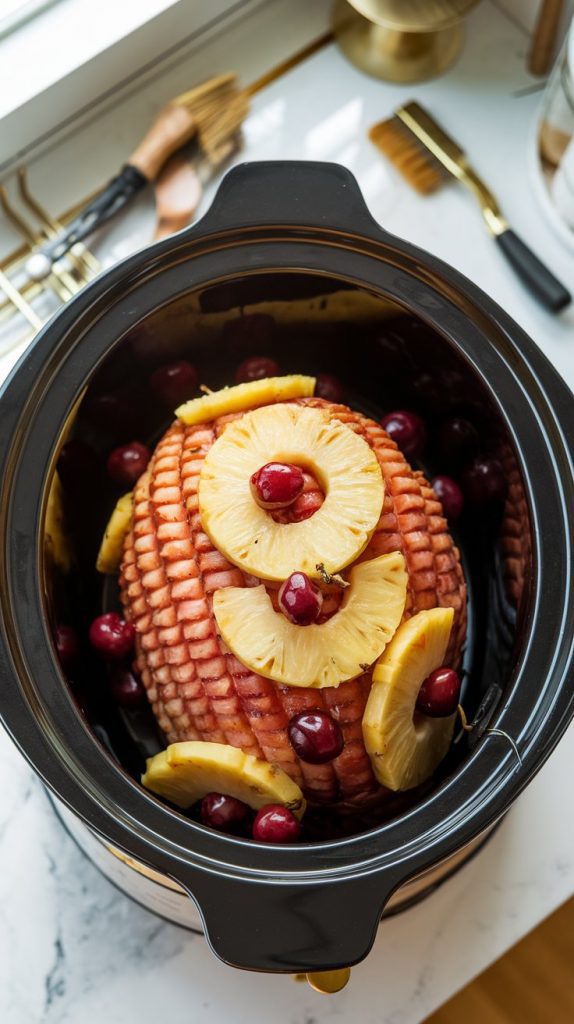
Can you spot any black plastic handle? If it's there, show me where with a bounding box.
[38,165,148,265]
[194,160,383,238]
[495,228,571,313]
[175,868,404,973]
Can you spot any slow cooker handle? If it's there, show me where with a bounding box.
[174,160,400,974]
[174,867,405,973]
[192,160,386,238]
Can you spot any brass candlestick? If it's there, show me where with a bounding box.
[333,0,481,83]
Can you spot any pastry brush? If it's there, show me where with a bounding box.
[152,135,239,241]
[25,31,334,284]
[370,101,571,313]
[26,74,249,282]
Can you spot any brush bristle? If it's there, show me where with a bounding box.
[197,94,250,162]
[174,74,250,162]
[369,117,447,196]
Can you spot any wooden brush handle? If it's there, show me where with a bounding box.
[129,103,197,181]
[153,153,203,240]
[528,0,563,76]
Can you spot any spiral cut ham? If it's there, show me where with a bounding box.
[119,397,466,812]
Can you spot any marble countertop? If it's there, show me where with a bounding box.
[2,1,574,1021]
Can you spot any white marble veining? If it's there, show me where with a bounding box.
[2,2,574,1022]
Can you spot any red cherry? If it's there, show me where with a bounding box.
[461,457,506,506]
[278,573,323,626]
[57,440,98,489]
[288,711,344,764]
[437,417,479,469]
[110,668,147,709]
[89,613,135,660]
[223,314,276,347]
[106,442,150,487]
[432,475,464,522]
[416,667,461,717]
[235,356,280,383]
[85,393,138,438]
[315,373,345,403]
[438,369,467,406]
[381,410,427,458]
[376,331,410,375]
[412,372,441,411]
[150,360,198,405]
[201,793,249,832]
[252,805,301,843]
[54,624,80,672]
[250,462,304,510]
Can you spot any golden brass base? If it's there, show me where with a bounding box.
[333,0,474,83]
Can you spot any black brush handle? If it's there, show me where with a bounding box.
[38,165,148,265]
[495,228,571,312]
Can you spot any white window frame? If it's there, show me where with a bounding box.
[0,0,62,40]
[0,0,254,174]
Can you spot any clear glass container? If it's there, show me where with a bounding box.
[539,20,574,168]
[536,19,574,236]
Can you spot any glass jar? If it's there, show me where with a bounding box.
[539,18,574,167]
[537,18,574,233]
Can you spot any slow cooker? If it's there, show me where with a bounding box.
[1,161,574,982]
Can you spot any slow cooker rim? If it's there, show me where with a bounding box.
[1,195,574,888]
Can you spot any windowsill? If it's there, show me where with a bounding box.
[0,0,253,173]
[1,0,187,118]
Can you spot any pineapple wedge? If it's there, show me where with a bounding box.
[45,473,72,573]
[176,374,315,425]
[199,404,384,581]
[96,492,133,574]
[213,551,407,688]
[363,608,456,792]
[142,741,306,817]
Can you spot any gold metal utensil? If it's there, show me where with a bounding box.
[305,967,351,994]
[369,100,571,312]
[333,0,480,83]
[293,967,351,993]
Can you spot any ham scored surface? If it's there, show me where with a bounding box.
[120,397,466,812]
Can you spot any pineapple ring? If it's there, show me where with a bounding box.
[198,404,384,581]
[362,608,456,792]
[176,375,315,425]
[213,552,407,689]
[141,741,306,817]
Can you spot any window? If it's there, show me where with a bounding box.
[0,0,62,40]
[0,0,252,171]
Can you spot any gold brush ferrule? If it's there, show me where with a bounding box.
[396,102,508,235]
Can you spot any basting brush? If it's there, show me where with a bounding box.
[25,31,334,283]
[26,74,249,282]
[370,100,570,313]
